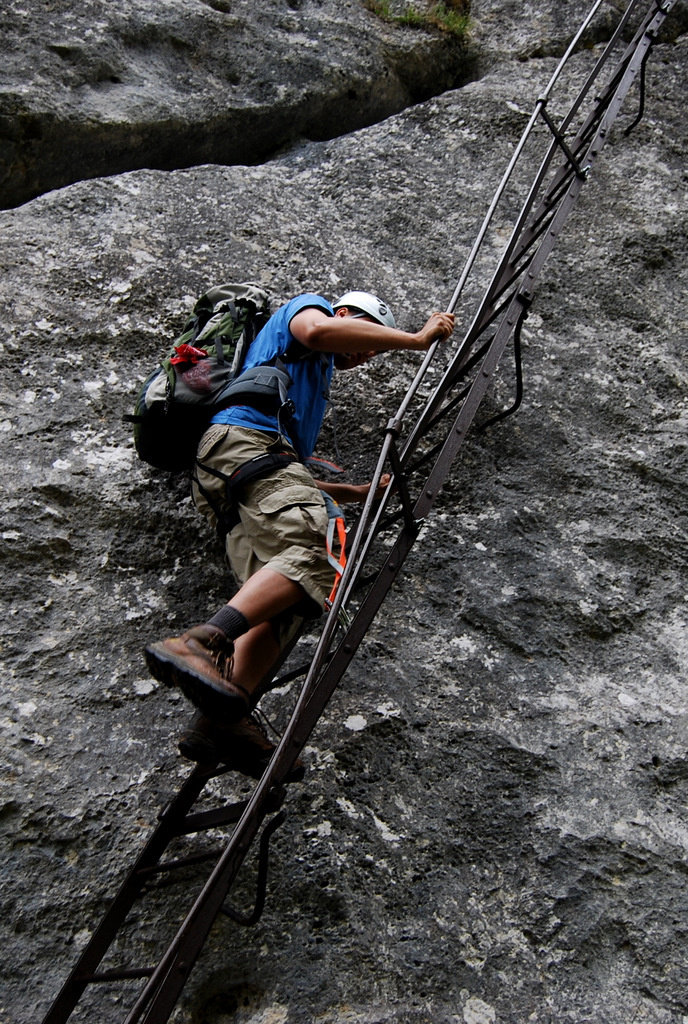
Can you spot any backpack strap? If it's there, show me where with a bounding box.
[282,341,331,398]
[278,341,338,459]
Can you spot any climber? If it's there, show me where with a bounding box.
[144,290,455,776]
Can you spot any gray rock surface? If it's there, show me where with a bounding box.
[1,0,477,209]
[0,2,687,1023]
[6,0,687,210]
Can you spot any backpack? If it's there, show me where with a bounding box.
[125,282,271,472]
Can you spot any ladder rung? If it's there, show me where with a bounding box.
[136,847,226,879]
[78,966,156,983]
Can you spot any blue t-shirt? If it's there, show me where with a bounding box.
[212,293,335,460]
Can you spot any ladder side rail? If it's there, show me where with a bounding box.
[41,765,219,1024]
[454,0,657,310]
[126,796,286,1024]
[418,9,663,513]
[410,118,593,451]
[444,0,639,320]
[329,262,544,630]
[330,283,527,612]
[510,0,675,273]
[404,337,495,452]
[336,317,505,600]
[397,143,572,466]
[410,0,662,457]
[490,57,634,292]
[521,5,667,292]
[302,0,671,730]
[414,269,533,418]
[356,0,621,480]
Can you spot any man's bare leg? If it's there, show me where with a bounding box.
[223,568,305,632]
[231,620,282,698]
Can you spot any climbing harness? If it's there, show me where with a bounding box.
[42,1,679,1020]
[193,448,300,539]
[322,491,348,609]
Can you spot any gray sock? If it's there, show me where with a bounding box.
[207,604,250,641]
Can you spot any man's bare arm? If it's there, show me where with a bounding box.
[290,307,455,355]
[316,474,392,504]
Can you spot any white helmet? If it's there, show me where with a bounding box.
[333,290,396,328]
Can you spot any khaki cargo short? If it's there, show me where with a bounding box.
[193,425,334,627]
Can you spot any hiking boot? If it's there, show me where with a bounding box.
[178,712,306,784]
[144,624,250,723]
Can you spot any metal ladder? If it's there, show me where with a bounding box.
[41,1,677,1019]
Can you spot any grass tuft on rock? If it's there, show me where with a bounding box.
[365,0,471,38]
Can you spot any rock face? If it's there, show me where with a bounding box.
[0,2,687,1023]
[1,0,479,209]
[6,0,686,209]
